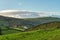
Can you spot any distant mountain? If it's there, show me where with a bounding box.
[51,15,60,18]
[0,15,60,30]
[0,16,31,29]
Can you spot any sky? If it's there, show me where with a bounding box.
[0,0,60,12]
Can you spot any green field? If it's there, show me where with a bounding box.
[0,29,60,40]
[0,26,21,35]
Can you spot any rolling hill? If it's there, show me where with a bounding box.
[0,15,60,31]
[0,14,60,40]
[0,15,60,30]
[0,29,60,40]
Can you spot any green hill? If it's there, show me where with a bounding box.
[0,16,60,40]
[0,29,60,40]
[0,16,60,34]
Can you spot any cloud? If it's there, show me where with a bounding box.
[0,10,60,18]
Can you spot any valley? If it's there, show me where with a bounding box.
[0,16,60,40]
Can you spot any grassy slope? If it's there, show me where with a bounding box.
[0,26,20,35]
[0,29,60,40]
[2,29,20,35]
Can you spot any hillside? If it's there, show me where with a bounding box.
[0,16,30,29]
[0,29,60,40]
[0,16,60,34]
[24,17,60,28]
[0,16,60,30]
[0,16,60,40]
[27,22,60,31]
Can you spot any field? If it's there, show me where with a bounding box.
[0,29,60,40]
[0,26,21,35]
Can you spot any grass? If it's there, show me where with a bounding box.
[2,29,20,35]
[0,29,60,40]
[12,28,24,31]
[0,26,21,35]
